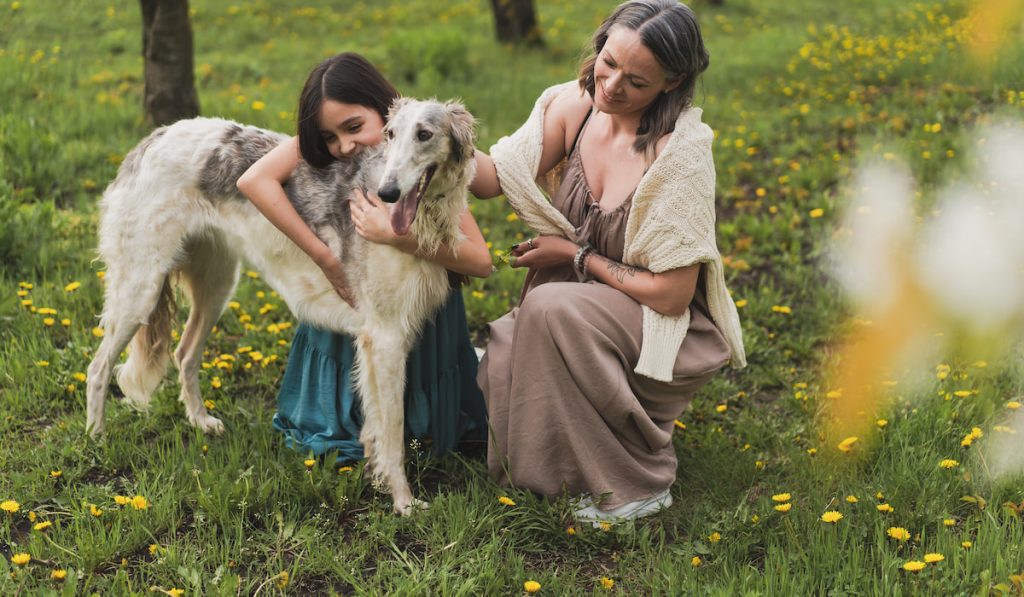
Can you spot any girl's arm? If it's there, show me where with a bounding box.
[236,137,356,305]
[351,189,492,278]
[509,236,699,316]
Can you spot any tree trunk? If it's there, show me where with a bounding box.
[489,0,543,46]
[140,0,199,126]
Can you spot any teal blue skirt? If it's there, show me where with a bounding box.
[272,288,487,463]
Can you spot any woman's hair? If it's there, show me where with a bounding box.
[296,52,399,168]
[577,0,710,159]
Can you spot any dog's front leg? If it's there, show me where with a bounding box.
[354,330,422,516]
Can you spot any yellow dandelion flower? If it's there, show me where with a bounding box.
[715,404,728,413]
[50,470,62,478]
[1,500,19,513]
[826,389,843,399]
[939,459,959,469]
[953,390,972,398]
[149,543,160,555]
[943,518,955,527]
[600,577,615,589]
[11,553,30,566]
[276,570,289,589]
[876,419,888,428]
[674,419,686,430]
[168,589,185,597]
[923,553,944,563]
[1004,400,1020,409]
[64,281,81,292]
[820,511,843,523]
[92,327,105,337]
[771,305,792,314]
[43,317,55,326]
[877,503,894,513]
[903,560,926,572]
[73,372,87,382]
[771,493,791,502]
[886,527,910,541]
[566,525,576,536]
[114,495,130,505]
[691,556,702,567]
[203,399,216,410]
[846,495,858,503]
[51,569,67,580]
[304,459,316,470]
[90,504,103,517]
[837,436,859,452]
[599,521,612,532]
[505,212,519,222]
[251,100,266,111]
[708,531,721,542]
[498,496,516,506]
[806,448,817,456]
[734,299,748,308]
[36,360,50,367]
[774,502,792,512]
[961,541,972,548]
[28,510,36,522]
[809,208,824,218]
[524,580,541,593]
[130,495,149,510]
[33,520,52,531]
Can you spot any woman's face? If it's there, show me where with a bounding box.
[593,26,680,116]
[318,100,385,160]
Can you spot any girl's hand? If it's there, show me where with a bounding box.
[315,252,358,308]
[351,188,398,245]
[509,236,578,270]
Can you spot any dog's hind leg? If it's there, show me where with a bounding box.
[86,266,175,436]
[354,329,421,516]
[174,234,239,434]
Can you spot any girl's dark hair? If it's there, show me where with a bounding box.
[577,0,710,160]
[296,52,399,168]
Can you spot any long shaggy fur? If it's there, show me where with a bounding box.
[86,99,476,515]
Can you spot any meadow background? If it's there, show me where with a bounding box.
[2,0,1024,594]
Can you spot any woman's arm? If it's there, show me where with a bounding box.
[509,236,699,316]
[351,189,493,278]
[469,87,591,200]
[236,137,356,305]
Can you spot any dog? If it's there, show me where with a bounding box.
[85,98,476,515]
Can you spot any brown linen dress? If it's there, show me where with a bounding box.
[478,121,733,510]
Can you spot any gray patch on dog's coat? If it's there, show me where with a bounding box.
[198,124,288,198]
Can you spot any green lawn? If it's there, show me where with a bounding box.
[2,0,1024,594]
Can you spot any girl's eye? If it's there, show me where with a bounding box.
[347,124,362,134]
[603,58,615,67]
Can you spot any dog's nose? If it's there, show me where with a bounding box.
[377,183,401,203]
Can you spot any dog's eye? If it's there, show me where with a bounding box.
[417,130,433,142]
[385,129,395,140]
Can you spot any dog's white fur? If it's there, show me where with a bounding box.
[86,99,476,515]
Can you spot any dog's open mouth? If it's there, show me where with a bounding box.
[390,164,437,236]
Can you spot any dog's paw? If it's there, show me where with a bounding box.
[393,497,430,516]
[190,413,225,435]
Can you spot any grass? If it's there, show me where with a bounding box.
[2,0,1024,594]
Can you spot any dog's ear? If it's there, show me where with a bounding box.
[386,96,414,126]
[444,100,476,164]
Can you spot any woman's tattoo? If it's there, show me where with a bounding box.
[603,258,642,284]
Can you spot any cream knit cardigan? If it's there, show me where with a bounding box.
[490,81,746,381]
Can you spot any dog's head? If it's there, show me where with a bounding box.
[377,98,476,236]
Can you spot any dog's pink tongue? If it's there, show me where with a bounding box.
[390,193,419,236]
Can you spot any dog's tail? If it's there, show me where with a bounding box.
[116,276,176,408]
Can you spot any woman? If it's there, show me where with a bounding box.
[237,53,491,462]
[471,1,746,523]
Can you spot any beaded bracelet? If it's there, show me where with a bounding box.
[573,244,593,282]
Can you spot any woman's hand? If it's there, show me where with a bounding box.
[351,188,398,245]
[315,251,358,308]
[509,235,577,270]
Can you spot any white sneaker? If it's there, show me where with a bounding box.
[574,489,673,527]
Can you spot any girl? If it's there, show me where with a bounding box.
[237,53,490,462]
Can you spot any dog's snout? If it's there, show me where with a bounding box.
[378,183,401,203]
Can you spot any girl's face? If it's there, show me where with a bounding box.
[593,26,680,117]
[318,100,385,160]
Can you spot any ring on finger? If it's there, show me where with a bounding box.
[527,238,535,250]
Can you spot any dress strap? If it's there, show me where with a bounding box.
[568,107,593,157]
